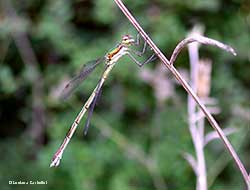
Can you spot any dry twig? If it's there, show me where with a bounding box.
[186,26,208,190]
[113,0,249,188]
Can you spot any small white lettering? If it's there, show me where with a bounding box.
[8,180,48,185]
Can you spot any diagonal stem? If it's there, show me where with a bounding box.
[113,0,249,188]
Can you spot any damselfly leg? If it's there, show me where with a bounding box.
[128,34,157,67]
[128,53,157,67]
[132,34,148,56]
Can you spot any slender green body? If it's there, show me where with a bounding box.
[50,34,155,167]
[50,61,117,167]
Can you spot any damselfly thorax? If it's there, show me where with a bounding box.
[105,45,128,65]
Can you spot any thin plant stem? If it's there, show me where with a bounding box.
[170,35,236,66]
[183,152,198,175]
[207,130,248,188]
[187,35,207,190]
[113,0,250,188]
[204,127,237,146]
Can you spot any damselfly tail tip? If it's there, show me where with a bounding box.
[50,162,56,168]
[50,154,62,168]
[50,160,60,168]
[49,163,55,168]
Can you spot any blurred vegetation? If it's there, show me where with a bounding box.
[0,0,249,190]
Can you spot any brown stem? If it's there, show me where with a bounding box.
[113,0,249,187]
[170,35,236,66]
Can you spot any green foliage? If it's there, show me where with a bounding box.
[93,0,116,24]
[0,0,249,190]
[0,64,17,94]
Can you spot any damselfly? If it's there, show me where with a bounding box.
[50,34,157,167]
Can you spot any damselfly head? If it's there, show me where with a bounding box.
[121,34,135,46]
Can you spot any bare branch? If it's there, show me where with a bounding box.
[191,106,220,124]
[183,152,198,175]
[190,112,205,124]
[204,127,238,146]
[232,105,250,122]
[206,107,221,115]
[187,25,208,190]
[170,35,237,66]
[113,0,249,187]
[201,97,218,106]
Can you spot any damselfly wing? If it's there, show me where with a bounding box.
[83,80,103,135]
[60,57,105,100]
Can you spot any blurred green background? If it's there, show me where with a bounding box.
[0,0,249,189]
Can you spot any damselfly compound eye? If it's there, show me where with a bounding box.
[122,35,134,45]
